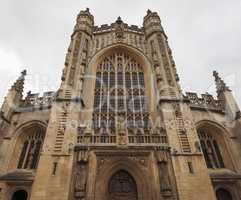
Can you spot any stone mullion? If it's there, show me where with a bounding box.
[106,69,110,129]
[24,140,35,169]
[130,70,135,127]
[206,139,218,168]
[205,139,215,168]
[124,68,130,143]
[114,53,118,133]
[22,139,31,169]
[123,56,132,128]
[137,69,144,128]
[123,58,128,129]
[211,140,221,168]
[99,70,103,128]
[209,139,220,168]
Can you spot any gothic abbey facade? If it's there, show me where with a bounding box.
[0,8,241,200]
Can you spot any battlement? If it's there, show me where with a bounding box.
[93,23,144,34]
[185,92,224,113]
[15,91,56,112]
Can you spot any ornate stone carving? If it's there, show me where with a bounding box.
[97,157,111,173]
[159,161,172,195]
[115,17,125,41]
[129,156,148,167]
[74,163,88,199]
[68,33,82,86]
[96,151,150,175]
[185,92,223,112]
[77,147,89,163]
[155,150,172,196]
[74,148,89,199]
[156,33,176,88]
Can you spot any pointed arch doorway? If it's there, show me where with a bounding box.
[11,190,28,200]
[216,188,233,200]
[108,170,138,200]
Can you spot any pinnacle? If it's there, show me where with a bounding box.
[212,70,230,94]
[116,16,123,24]
[147,9,152,14]
[21,69,27,76]
[11,70,27,94]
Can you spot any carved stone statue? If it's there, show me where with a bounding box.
[159,161,172,193]
[75,163,87,191]
[74,148,89,200]
[74,162,88,200]
[156,150,172,196]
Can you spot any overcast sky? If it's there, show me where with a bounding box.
[0,0,241,107]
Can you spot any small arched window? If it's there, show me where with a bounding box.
[17,126,45,170]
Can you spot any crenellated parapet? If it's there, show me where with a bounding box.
[185,92,224,113]
[90,17,147,57]
[15,91,56,112]
[93,24,144,34]
[7,88,226,114]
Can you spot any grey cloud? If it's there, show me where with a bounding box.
[0,0,240,106]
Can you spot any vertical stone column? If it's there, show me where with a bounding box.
[160,101,216,200]
[143,10,181,99]
[142,9,217,200]
[30,9,94,200]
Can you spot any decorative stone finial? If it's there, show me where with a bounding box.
[116,16,123,24]
[21,69,27,77]
[11,69,27,93]
[147,9,152,14]
[213,70,230,95]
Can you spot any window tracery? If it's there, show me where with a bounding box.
[17,126,45,170]
[92,52,149,131]
[77,51,167,144]
[198,131,225,169]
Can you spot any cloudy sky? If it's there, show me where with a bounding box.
[0,0,241,106]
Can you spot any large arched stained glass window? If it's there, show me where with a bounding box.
[92,52,149,131]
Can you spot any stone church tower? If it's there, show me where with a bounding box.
[0,8,241,200]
